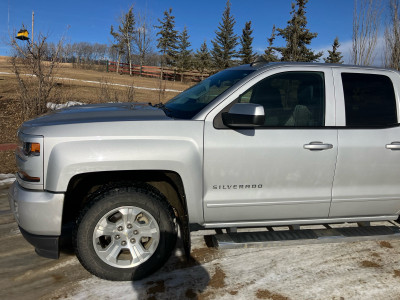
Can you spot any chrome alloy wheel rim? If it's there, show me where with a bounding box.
[92,206,160,268]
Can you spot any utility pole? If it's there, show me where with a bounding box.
[32,11,34,44]
[8,0,10,33]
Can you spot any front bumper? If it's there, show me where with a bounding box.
[8,181,64,258]
[8,181,64,235]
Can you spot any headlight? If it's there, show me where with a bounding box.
[16,132,44,187]
[22,142,40,156]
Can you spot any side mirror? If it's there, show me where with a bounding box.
[222,103,265,128]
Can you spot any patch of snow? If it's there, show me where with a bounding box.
[9,227,20,236]
[46,101,85,110]
[67,230,400,300]
[0,174,15,189]
[48,257,80,272]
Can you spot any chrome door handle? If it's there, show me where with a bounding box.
[386,142,400,150]
[304,142,333,151]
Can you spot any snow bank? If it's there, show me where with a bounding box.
[0,174,15,189]
[46,101,84,110]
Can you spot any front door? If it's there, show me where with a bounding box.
[203,69,338,224]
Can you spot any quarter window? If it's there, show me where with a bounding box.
[341,73,397,127]
[239,72,325,127]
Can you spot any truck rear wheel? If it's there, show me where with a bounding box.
[74,183,177,281]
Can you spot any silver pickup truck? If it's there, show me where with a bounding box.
[8,62,400,281]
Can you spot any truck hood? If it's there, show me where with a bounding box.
[22,102,170,127]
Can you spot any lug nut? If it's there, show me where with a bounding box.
[117,226,123,231]
[121,241,127,246]
[127,224,133,229]
[115,234,120,240]
[130,238,136,243]
[133,230,139,235]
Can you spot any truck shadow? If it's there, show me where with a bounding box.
[130,233,212,299]
[59,227,213,298]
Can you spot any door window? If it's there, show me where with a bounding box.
[341,73,397,127]
[239,72,325,127]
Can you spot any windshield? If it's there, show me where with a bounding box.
[164,69,254,119]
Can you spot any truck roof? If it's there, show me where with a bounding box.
[233,61,399,73]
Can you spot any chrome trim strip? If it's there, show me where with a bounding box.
[332,197,400,203]
[206,199,331,208]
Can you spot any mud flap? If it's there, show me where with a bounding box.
[178,214,191,259]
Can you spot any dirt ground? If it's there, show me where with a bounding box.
[0,56,192,173]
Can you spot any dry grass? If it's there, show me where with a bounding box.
[394,269,400,278]
[0,76,22,144]
[0,57,190,100]
[0,151,16,173]
[256,289,290,300]
[208,265,226,289]
[0,57,193,173]
[379,241,393,248]
[360,260,382,268]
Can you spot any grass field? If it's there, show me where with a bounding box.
[0,56,193,173]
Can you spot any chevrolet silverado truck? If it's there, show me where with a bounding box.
[8,62,400,281]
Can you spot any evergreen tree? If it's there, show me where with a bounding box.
[274,0,322,62]
[176,26,192,81]
[239,21,255,64]
[324,37,344,64]
[195,40,212,78]
[110,6,135,75]
[211,0,238,70]
[155,8,179,67]
[264,25,279,62]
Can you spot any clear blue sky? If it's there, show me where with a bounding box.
[0,0,357,61]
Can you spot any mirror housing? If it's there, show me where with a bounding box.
[222,103,265,128]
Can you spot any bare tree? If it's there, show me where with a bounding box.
[10,32,63,119]
[111,6,135,76]
[351,0,381,66]
[133,9,153,76]
[384,0,400,70]
[72,42,84,65]
[98,77,136,103]
[110,43,125,73]
[62,42,73,63]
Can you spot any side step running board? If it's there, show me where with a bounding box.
[213,225,400,249]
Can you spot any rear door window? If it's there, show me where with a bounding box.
[341,73,397,127]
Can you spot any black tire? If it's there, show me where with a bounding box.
[73,182,177,281]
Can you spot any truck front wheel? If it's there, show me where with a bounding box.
[74,183,177,281]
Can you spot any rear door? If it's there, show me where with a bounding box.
[330,69,400,217]
[203,66,338,224]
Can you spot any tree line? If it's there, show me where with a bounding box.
[108,0,345,78]
[25,0,400,74]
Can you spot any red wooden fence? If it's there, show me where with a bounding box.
[107,61,209,82]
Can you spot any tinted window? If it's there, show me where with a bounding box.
[165,69,254,119]
[239,72,325,127]
[342,73,397,127]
